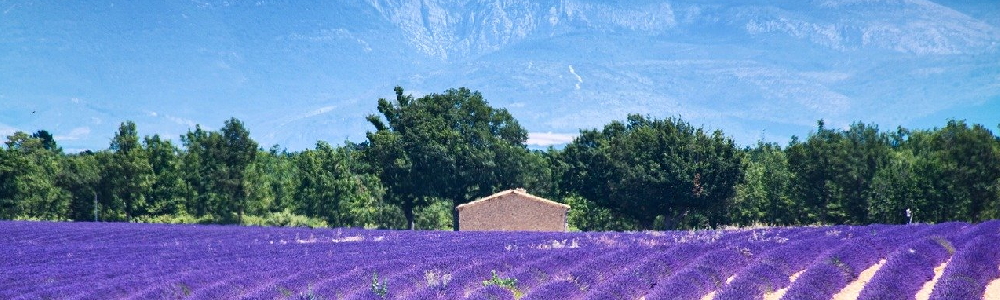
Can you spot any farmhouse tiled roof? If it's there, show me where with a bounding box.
[457,188,570,211]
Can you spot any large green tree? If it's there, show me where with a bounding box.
[294,141,388,227]
[561,115,743,229]
[245,145,298,214]
[105,121,154,221]
[730,142,797,225]
[929,121,1000,221]
[219,118,258,223]
[786,121,891,224]
[0,131,71,220]
[905,121,1000,222]
[181,125,219,218]
[364,86,531,230]
[868,145,923,224]
[59,151,102,221]
[143,134,187,216]
[179,119,258,223]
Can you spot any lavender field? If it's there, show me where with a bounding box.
[3,221,1000,300]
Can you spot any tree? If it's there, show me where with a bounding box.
[5,131,44,152]
[219,118,258,223]
[177,119,258,223]
[59,151,102,221]
[0,146,20,218]
[910,121,1000,222]
[786,121,890,224]
[730,142,796,225]
[180,125,217,218]
[868,148,922,224]
[0,131,71,220]
[364,86,531,230]
[105,121,154,221]
[934,121,1000,221]
[143,135,187,216]
[245,145,298,214]
[561,115,743,229]
[294,141,388,227]
[31,130,59,152]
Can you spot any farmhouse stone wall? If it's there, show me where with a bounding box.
[457,189,569,232]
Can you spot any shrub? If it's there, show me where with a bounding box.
[241,209,329,228]
[483,270,523,299]
[134,213,211,224]
[371,272,388,298]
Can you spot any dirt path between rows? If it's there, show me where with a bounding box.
[831,259,887,300]
[915,259,949,300]
[983,265,1000,300]
[699,275,737,300]
[763,270,805,300]
[694,259,995,300]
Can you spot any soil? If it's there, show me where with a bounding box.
[982,265,1000,300]
[832,259,887,300]
[915,259,949,300]
[763,270,806,300]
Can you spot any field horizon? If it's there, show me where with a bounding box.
[4,220,1000,299]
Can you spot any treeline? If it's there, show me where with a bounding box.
[2,87,999,230]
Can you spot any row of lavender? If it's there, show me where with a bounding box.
[1,220,998,299]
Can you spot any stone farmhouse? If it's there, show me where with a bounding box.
[456,188,570,231]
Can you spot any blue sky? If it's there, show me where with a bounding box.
[2,0,998,152]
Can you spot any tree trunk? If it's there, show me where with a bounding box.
[645,216,660,231]
[93,191,98,222]
[125,195,131,222]
[403,200,415,230]
[452,200,460,231]
[239,182,246,225]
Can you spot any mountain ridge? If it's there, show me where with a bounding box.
[1,0,997,151]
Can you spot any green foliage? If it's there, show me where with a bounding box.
[364,86,533,230]
[730,142,797,226]
[482,270,523,299]
[177,119,259,224]
[105,121,155,221]
[413,199,454,230]
[922,121,1000,221]
[564,194,637,231]
[0,131,72,220]
[219,118,259,223]
[240,209,329,228]
[143,135,187,217]
[867,149,921,224]
[561,114,743,230]
[786,121,891,225]
[868,122,1000,223]
[293,141,391,228]
[134,213,213,225]
[243,147,294,216]
[370,272,388,298]
[3,93,999,232]
[60,152,102,221]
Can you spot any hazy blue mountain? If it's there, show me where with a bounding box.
[2,0,998,151]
